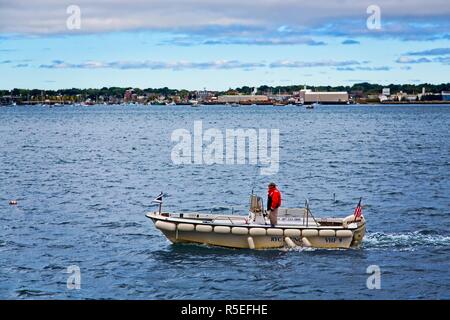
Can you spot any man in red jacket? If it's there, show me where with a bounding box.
[267,182,282,226]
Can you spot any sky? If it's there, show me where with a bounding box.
[0,0,449,90]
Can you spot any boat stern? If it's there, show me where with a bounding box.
[350,216,366,247]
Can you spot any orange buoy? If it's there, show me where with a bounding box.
[9,200,17,205]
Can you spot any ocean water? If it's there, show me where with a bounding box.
[0,104,449,299]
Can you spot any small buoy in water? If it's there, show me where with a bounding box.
[9,200,18,205]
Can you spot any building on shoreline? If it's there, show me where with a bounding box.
[442,91,450,101]
[297,89,349,104]
[3,84,450,106]
[217,95,269,104]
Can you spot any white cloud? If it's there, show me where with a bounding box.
[39,59,266,70]
[269,60,361,68]
[0,0,449,40]
[38,58,375,70]
[396,56,432,63]
[406,48,450,56]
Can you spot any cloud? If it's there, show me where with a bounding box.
[434,56,450,64]
[15,63,29,67]
[315,17,450,41]
[269,60,361,68]
[342,39,360,45]
[396,56,432,64]
[345,79,369,83]
[38,58,386,71]
[39,59,266,70]
[406,47,450,56]
[163,35,327,46]
[336,66,391,71]
[396,55,450,65]
[0,0,449,43]
[1,58,31,64]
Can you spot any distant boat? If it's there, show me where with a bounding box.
[166,101,176,106]
[189,100,199,107]
[307,93,321,109]
[230,103,239,107]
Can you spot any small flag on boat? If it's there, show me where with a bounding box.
[152,192,163,204]
[354,198,362,218]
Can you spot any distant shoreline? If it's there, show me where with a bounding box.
[373,101,450,105]
[2,101,450,107]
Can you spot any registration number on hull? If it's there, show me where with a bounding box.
[325,237,343,243]
[270,236,283,242]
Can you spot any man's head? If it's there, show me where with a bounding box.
[268,182,277,188]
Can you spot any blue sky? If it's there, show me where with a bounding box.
[0,0,449,90]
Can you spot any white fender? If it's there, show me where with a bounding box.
[177,223,194,232]
[302,229,318,237]
[155,220,176,232]
[336,230,353,237]
[284,229,301,237]
[302,237,312,247]
[284,237,296,248]
[247,236,255,249]
[267,228,284,236]
[214,226,231,234]
[231,227,248,235]
[249,228,266,236]
[319,229,336,237]
[196,224,213,233]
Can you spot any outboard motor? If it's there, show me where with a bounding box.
[248,194,265,223]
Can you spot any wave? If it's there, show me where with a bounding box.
[16,289,53,298]
[364,231,450,250]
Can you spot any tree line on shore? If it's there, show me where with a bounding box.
[2,82,450,101]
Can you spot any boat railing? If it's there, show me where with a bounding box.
[206,205,248,215]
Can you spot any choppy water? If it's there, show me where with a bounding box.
[0,104,449,299]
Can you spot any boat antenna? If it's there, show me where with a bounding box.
[250,164,260,195]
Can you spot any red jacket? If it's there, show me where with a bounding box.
[267,187,281,210]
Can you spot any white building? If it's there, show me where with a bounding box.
[217,95,269,103]
[301,90,349,104]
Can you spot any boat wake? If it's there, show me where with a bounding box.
[364,231,450,250]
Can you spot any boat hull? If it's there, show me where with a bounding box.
[147,213,366,250]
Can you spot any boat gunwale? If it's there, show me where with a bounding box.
[146,212,362,231]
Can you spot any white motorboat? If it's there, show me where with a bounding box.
[189,100,199,107]
[146,193,366,250]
